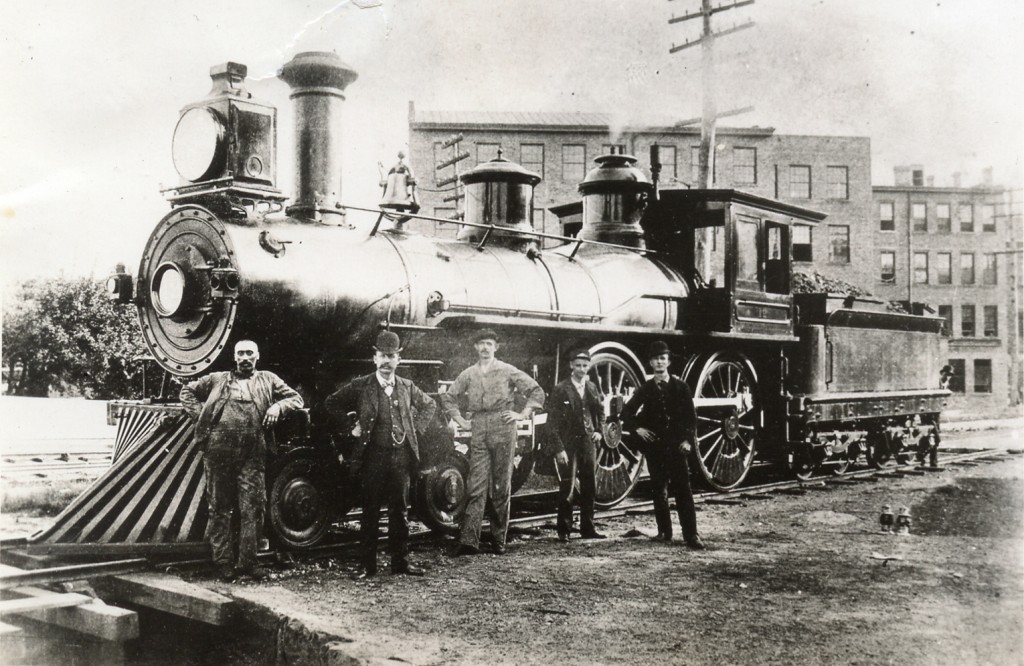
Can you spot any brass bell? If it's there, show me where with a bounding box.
[379,151,420,220]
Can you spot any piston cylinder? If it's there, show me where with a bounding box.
[278,52,358,221]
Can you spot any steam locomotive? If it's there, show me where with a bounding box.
[34,51,948,555]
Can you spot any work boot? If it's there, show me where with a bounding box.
[557,532,570,543]
[580,531,607,540]
[684,535,706,550]
[491,542,507,555]
[450,544,481,557]
[215,564,237,583]
[650,532,672,542]
[237,565,268,581]
[392,561,426,576]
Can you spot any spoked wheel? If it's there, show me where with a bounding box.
[267,455,333,550]
[866,430,897,468]
[587,351,645,508]
[686,353,759,491]
[415,453,469,536]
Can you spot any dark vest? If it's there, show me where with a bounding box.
[371,382,407,448]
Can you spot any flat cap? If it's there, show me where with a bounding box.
[473,329,500,344]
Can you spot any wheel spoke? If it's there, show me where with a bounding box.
[698,427,722,442]
[617,442,639,465]
[697,415,720,425]
[701,435,724,464]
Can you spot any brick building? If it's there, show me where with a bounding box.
[873,167,1023,417]
[406,105,1022,417]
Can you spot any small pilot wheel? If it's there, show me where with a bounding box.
[587,351,645,508]
[267,456,332,550]
[510,434,536,495]
[866,431,895,469]
[416,453,469,536]
[687,354,759,491]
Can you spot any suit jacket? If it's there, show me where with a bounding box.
[619,375,697,446]
[544,377,604,457]
[324,373,437,464]
[180,370,303,451]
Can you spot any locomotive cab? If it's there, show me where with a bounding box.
[643,189,825,337]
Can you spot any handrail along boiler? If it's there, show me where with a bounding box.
[46,51,947,555]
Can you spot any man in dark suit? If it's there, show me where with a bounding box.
[325,331,437,579]
[545,349,607,542]
[619,340,705,549]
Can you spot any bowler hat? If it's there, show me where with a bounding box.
[374,330,403,353]
[646,340,671,359]
[473,329,500,344]
[569,349,591,362]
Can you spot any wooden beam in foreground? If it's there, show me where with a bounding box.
[7,586,139,642]
[94,573,235,626]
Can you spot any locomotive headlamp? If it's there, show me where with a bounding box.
[151,262,187,317]
[106,263,133,304]
[172,107,227,183]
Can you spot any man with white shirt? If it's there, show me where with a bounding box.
[325,331,437,579]
[544,349,607,542]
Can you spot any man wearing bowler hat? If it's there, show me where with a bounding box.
[619,340,705,549]
[545,349,607,542]
[441,329,545,555]
[325,330,437,579]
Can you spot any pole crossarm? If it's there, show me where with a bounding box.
[668,0,754,24]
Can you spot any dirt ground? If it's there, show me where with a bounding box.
[210,452,1024,666]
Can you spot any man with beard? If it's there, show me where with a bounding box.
[181,340,303,581]
[325,331,437,579]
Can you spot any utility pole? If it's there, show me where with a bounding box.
[669,0,754,279]
[669,0,754,189]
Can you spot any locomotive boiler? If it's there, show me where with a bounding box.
[28,51,949,556]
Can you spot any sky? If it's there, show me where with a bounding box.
[1,0,1021,286]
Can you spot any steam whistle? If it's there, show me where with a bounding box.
[895,507,911,535]
[879,504,894,533]
[379,151,421,226]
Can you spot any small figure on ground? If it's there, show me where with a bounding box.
[325,331,437,579]
[441,329,545,556]
[619,340,705,549]
[181,340,304,582]
[544,349,606,542]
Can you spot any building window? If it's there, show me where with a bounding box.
[958,204,974,232]
[658,145,678,180]
[601,144,626,156]
[936,203,951,233]
[982,253,998,285]
[960,253,975,285]
[936,252,952,285]
[983,305,998,337]
[913,252,929,284]
[981,204,996,232]
[431,207,459,239]
[911,203,927,232]
[789,165,811,199]
[880,251,896,283]
[826,166,848,199]
[690,146,716,184]
[476,142,500,165]
[521,143,544,179]
[948,359,966,393]
[938,305,953,337]
[792,225,812,262]
[973,359,992,393]
[828,225,849,263]
[562,144,586,183]
[733,147,756,185]
[879,202,895,231]
[961,305,976,337]
[912,169,924,187]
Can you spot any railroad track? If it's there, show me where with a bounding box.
[1,451,112,480]
[2,445,1017,590]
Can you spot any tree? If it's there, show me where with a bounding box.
[2,276,147,398]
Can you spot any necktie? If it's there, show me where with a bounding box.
[384,382,394,397]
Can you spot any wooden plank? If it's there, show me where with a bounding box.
[94,573,235,626]
[7,586,138,642]
[0,620,23,635]
[24,542,207,557]
[0,592,92,615]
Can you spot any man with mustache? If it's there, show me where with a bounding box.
[326,331,437,579]
[181,339,303,582]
